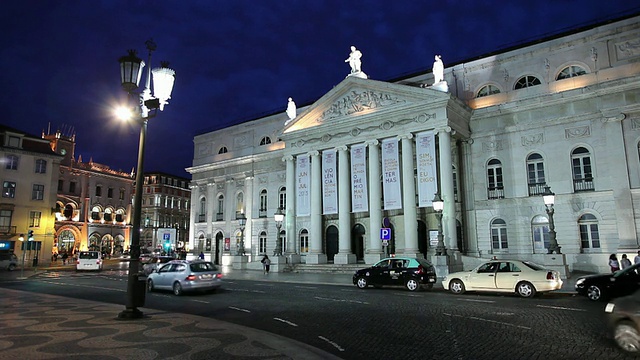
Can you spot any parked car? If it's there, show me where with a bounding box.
[142,256,175,275]
[139,250,153,263]
[605,290,640,353]
[352,257,437,292]
[0,253,18,271]
[442,259,563,298]
[147,260,223,295]
[76,251,103,271]
[575,263,640,301]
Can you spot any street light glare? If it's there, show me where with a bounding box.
[115,106,133,121]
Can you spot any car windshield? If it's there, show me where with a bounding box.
[416,259,433,268]
[190,262,218,272]
[79,252,99,259]
[613,263,640,277]
[521,261,545,271]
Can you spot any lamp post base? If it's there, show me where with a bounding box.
[117,307,144,319]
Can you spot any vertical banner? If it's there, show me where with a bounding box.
[296,155,310,216]
[322,149,338,214]
[416,131,438,207]
[381,138,402,210]
[350,143,369,212]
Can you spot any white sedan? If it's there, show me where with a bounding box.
[442,259,563,298]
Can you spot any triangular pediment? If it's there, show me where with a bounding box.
[284,76,450,134]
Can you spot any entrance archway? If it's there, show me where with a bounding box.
[417,220,428,257]
[351,224,365,261]
[325,225,338,262]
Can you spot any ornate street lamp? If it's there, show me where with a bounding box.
[543,185,561,254]
[433,193,446,256]
[117,39,175,319]
[237,213,247,255]
[274,207,284,256]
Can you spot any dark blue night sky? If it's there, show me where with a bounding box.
[1,1,639,177]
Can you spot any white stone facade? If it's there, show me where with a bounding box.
[188,16,640,274]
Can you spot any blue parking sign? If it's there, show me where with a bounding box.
[380,228,391,240]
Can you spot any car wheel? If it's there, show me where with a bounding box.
[8,264,16,271]
[173,282,183,296]
[147,279,154,292]
[405,278,420,292]
[587,285,602,301]
[615,320,640,353]
[449,279,465,294]
[356,276,369,289]
[516,281,536,298]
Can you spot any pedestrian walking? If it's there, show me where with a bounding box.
[199,251,205,260]
[634,250,640,265]
[261,255,271,274]
[609,253,620,273]
[621,254,632,269]
[61,252,68,265]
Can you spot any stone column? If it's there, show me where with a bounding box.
[335,145,355,264]
[437,127,456,252]
[243,176,253,254]
[283,155,300,263]
[187,184,198,252]
[307,151,327,264]
[400,134,419,257]
[206,182,216,260]
[365,140,384,264]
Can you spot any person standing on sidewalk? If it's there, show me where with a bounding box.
[634,250,640,265]
[261,255,271,274]
[609,254,620,273]
[621,254,632,269]
[61,252,68,265]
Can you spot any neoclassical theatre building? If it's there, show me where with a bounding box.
[187,14,640,275]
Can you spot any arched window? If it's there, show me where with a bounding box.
[259,136,272,146]
[531,215,549,253]
[218,146,228,154]
[556,65,587,80]
[217,195,224,221]
[279,187,287,209]
[104,208,113,222]
[578,214,600,250]
[527,153,546,196]
[199,197,206,222]
[91,206,101,221]
[476,84,501,98]
[280,229,286,253]
[572,147,594,192]
[236,192,244,218]
[259,231,267,254]
[452,165,459,202]
[487,159,504,199]
[514,75,541,89]
[259,189,268,217]
[300,229,309,253]
[491,218,508,251]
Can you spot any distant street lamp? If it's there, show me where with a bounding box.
[18,234,25,278]
[237,213,247,255]
[117,39,175,319]
[274,207,284,256]
[433,193,446,256]
[543,185,561,254]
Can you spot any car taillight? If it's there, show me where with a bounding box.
[216,274,223,279]
[186,275,196,281]
[96,260,101,264]
[416,265,424,274]
[76,260,80,264]
[546,271,555,280]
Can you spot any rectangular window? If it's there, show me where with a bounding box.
[2,181,16,198]
[32,184,44,200]
[58,179,64,192]
[35,159,47,173]
[107,187,113,198]
[0,210,12,227]
[8,136,20,147]
[69,182,76,194]
[119,189,125,200]
[29,211,41,227]
[5,156,18,170]
[300,233,309,253]
[95,185,102,197]
[259,235,267,254]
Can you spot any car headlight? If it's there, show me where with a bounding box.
[576,278,585,286]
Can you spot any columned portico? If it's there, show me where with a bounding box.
[400,134,419,257]
[365,140,384,263]
[335,145,356,264]
[307,151,327,264]
[283,155,300,263]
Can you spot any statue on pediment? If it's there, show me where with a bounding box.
[345,46,367,79]
[285,97,296,125]
[433,55,444,84]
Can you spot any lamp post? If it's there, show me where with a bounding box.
[237,213,246,255]
[433,193,446,256]
[274,207,284,256]
[117,39,175,319]
[18,234,25,278]
[543,185,561,254]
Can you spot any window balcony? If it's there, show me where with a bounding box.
[487,186,505,200]
[216,213,223,221]
[0,226,16,236]
[573,178,594,192]
[528,182,547,196]
[259,209,267,218]
[198,214,206,223]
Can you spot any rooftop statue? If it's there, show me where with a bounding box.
[285,97,296,125]
[433,55,444,84]
[345,46,368,79]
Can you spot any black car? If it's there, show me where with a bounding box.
[575,263,640,301]
[352,257,437,292]
[605,290,640,353]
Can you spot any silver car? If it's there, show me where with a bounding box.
[147,260,223,296]
[142,256,174,275]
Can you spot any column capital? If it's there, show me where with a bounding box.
[397,133,414,141]
[365,139,379,147]
[282,155,294,162]
[335,145,348,152]
[307,150,320,157]
[435,126,452,135]
[207,182,215,187]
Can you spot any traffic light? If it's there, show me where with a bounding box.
[28,230,34,240]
